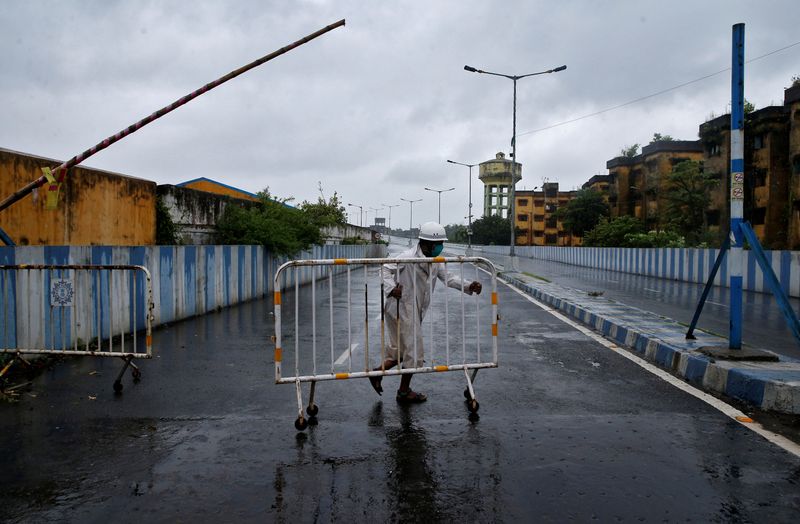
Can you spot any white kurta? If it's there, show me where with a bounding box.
[382,244,471,368]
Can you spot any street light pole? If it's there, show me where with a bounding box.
[447,159,477,253]
[369,206,383,228]
[464,63,566,266]
[400,197,422,246]
[347,203,363,227]
[382,203,400,232]
[423,187,455,224]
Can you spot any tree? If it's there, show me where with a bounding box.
[662,160,716,245]
[744,98,756,114]
[792,75,800,88]
[556,189,609,237]
[298,182,347,229]
[620,144,639,157]
[444,224,468,243]
[470,215,515,245]
[650,133,675,143]
[216,188,322,255]
[582,216,644,247]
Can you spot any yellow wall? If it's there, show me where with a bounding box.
[0,148,156,245]
[180,179,259,202]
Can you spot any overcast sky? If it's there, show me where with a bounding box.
[2,1,798,228]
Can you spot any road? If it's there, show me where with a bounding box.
[442,242,800,361]
[1,241,799,521]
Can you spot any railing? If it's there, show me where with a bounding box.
[0,264,154,393]
[273,255,498,430]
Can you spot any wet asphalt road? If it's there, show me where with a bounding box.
[1,251,800,521]
[447,244,800,361]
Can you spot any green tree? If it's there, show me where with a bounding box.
[215,188,322,255]
[650,133,675,143]
[744,98,755,114]
[792,75,800,88]
[620,144,640,157]
[155,196,180,245]
[582,216,644,247]
[471,214,514,245]
[445,224,468,243]
[662,160,716,245]
[298,183,347,229]
[556,189,609,237]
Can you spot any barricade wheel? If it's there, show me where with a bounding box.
[295,416,308,431]
[113,381,123,393]
[467,399,479,414]
[306,404,319,417]
[132,369,142,381]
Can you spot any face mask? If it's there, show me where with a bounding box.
[431,243,444,257]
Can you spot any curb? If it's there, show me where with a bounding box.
[499,272,800,415]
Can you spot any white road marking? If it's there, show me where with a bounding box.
[334,343,360,365]
[706,300,729,308]
[643,287,661,293]
[501,278,800,459]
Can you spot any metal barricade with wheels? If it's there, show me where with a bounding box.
[0,264,154,393]
[273,256,499,430]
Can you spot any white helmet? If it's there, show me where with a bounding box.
[418,222,448,241]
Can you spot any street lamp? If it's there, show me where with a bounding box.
[382,203,401,232]
[464,63,566,266]
[447,159,478,253]
[347,203,363,227]
[423,186,455,224]
[400,197,422,246]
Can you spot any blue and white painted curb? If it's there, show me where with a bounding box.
[501,272,800,415]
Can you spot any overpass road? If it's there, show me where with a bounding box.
[442,242,800,362]
[1,243,798,521]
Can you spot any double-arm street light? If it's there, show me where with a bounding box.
[464,63,566,261]
[382,203,401,232]
[423,186,455,224]
[400,197,422,246]
[347,203,363,227]
[447,159,478,251]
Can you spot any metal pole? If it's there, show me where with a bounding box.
[729,23,745,349]
[0,19,346,213]
[438,192,442,223]
[468,165,473,249]
[510,77,517,257]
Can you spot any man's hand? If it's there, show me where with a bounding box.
[388,284,403,299]
[468,281,482,295]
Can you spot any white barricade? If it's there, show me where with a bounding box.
[0,264,154,393]
[273,256,499,430]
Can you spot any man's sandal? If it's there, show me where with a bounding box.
[369,376,383,396]
[396,390,427,403]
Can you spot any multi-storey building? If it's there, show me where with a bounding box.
[514,182,578,246]
[606,141,704,231]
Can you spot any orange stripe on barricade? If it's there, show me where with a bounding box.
[335,372,350,379]
[491,292,498,305]
[432,256,446,263]
[492,323,498,336]
[333,258,348,265]
[274,291,281,305]
[275,348,282,362]
[435,365,448,372]
[146,335,152,347]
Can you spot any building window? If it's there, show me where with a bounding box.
[753,134,765,149]
[518,214,528,222]
[533,230,544,237]
[753,168,767,187]
[792,155,800,175]
[545,234,558,244]
[517,198,528,207]
[708,143,721,156]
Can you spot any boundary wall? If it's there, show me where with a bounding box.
[471,245,800,298]
[0,244,384,349]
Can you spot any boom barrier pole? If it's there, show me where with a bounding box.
[0,19,346,214]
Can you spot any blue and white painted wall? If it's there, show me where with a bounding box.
[473,245,800,298]
[0,243,382,351]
